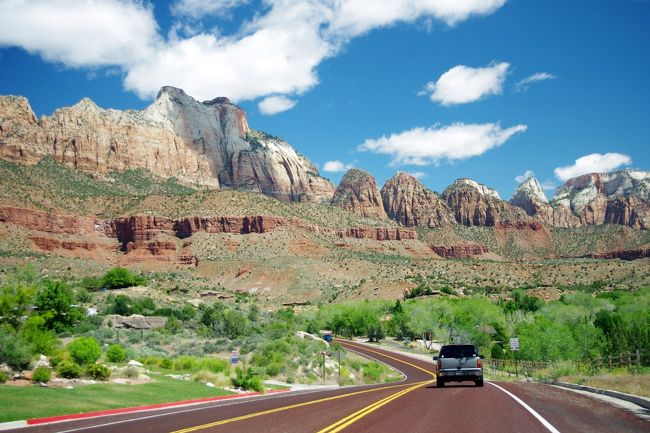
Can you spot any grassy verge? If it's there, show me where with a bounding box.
[556,371,650,398]
[0,373,233,423]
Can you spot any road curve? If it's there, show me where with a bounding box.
[4,340,648,433]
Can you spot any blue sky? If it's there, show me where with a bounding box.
[0,0,648,199]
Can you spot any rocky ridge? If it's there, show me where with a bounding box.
[510,171,649,229]
[380,172,454,228]
[331,169,387,220]
[0,87,334,203]
[443,178,542,229]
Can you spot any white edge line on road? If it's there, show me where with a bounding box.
[0,421,27,431]
[488,382,561,433]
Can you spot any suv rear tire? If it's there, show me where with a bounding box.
[475,379,484,387]
[436,379,445,388]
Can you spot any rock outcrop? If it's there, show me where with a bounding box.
[551,170,649,229]
[331,169,387,220]
[0,87,334,203]
[381,172,455,228]
[510,177,581,227]
[429,244,489,259]
[585,248,650,260]
[443,179,541,229]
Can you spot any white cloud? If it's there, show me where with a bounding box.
[515,169,535,184]
[258,95,297,115]
[329,0,506,36]
[323,160,355,173]
[554,153,632,181]
[516,72,556,92]
[0,0,507,103]
[425,62,510,106]
[408,171,427,180]
[171,0,249,19]
[359,122,527,166]
[0,0,159,67]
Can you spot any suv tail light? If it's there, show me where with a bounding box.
[437,359,442,371]
[477,358,482,369]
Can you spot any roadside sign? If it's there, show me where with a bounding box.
[510,337,519,351]
[230,350,239,365]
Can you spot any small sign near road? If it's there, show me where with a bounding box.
[230,350,239,365]
[510,337,519,351]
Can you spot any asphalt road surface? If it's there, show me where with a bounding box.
[5,341,648,433]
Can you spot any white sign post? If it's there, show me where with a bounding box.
[509,337,519,351]
[510,337,519,377]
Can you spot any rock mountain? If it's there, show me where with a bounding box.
[0,87,334,203]
[1,88,648,231]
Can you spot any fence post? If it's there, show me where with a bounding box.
[627,352,632,370]
[608,355,612,369]
[619,352,623,367]
[636,349,641,373]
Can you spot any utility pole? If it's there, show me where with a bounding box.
[338,350,341,385]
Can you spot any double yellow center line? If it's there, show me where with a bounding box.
[171,342,435,433]
[316,380,430,433]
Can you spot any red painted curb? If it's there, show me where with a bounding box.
[26,389,290,425]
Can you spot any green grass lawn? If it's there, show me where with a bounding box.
[0,374,234,423]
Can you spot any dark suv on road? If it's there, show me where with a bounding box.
[433,344,484,387]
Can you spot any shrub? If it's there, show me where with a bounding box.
[0,333,33,371]
[265,362,282,377]
[231,367,263,392]
[101,268,147,290]
[173,356,196,371]
[106,344,126,363]
[86,364,111,381]
[20,315,58,356]
[67,337,102,365]
[32,366,51,383]
[57,361,82,378]
[195,357,229,374]
[0,371,7,383]
[123,367,139,379]
[362,362,383,382]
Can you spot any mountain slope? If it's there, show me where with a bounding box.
[0,87,334,203]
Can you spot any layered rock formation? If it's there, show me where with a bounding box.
[550,170,648,229]
[331,169,387,219]
[429,244,489,259]
[510,177,580,227]
[381,172,454,228]
[443,179,541,229]
[0,87,334,202]
[509,171,649,230]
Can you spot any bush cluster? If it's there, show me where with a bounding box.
[85,364,111,381]
[106,344,126,363]
[57,361,82,379]
[67,337,102,365]
[31,366,51,383]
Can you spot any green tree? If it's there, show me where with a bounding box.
[19,315,58,355]
[101,267,147,290]
[34,280,82,332]
[366,320,385,342]
[0,284,35,329]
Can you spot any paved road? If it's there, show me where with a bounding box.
[6,341,648,433]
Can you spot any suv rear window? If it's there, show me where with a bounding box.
[439,345,477,358]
